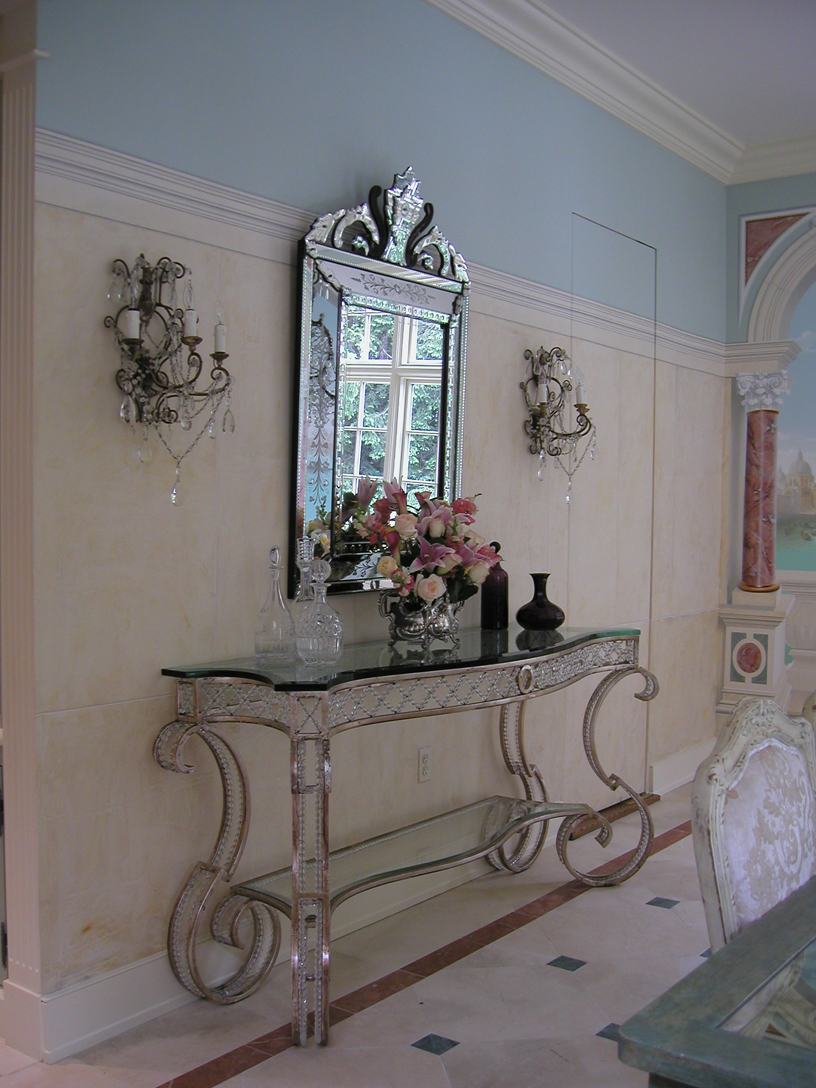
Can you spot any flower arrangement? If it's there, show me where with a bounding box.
[343,477,500,608]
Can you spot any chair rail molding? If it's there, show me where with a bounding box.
[35,129,728,378]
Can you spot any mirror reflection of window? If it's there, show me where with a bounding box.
[339,309,444,502]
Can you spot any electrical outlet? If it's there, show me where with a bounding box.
[418,746,431,783]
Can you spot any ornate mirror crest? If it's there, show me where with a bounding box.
[290,169,470,596]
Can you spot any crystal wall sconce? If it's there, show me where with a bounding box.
[105,254,235,503]
[521,345,596,498]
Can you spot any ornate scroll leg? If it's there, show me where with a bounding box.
[154,719,281,1002]
[488,700,552,873]
[290,695,331,1046]
[556,667,659,887]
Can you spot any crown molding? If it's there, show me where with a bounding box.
[730,136,816,185]
[723,340,801,377]
[423,0,743,183]
[35,129,727,375]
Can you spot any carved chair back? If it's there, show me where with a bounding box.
[691,697,816,953]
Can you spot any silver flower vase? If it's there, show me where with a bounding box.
[378,590,462,651]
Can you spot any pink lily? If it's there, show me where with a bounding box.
[383,478,409,514]
[409,536,456,574]
[356,476,378,510]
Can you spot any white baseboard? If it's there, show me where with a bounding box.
[3,854,509,1063]
[649,738,716,795]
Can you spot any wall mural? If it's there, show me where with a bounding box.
[776,280,816,571]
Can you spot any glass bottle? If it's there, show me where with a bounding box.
[255,546,295,665]
[296,558,343,665]
[292,537,315,643]
[481,541,509,630]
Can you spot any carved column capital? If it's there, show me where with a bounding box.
[736,371,790,411]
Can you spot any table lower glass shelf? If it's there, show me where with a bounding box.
[234,795,587,915]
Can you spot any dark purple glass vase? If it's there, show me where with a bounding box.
[515,573,565,631]
[481,542,508,629]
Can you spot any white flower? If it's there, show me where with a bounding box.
[377,554,399,578]
[394,512,418,539]
[467,561,490,585]
[428,517,446,538]
[416,573,446,602]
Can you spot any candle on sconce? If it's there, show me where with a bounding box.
[214,321,227,354]
[183,308,198,338]
[123,308,140,340]
[575,380,586,404]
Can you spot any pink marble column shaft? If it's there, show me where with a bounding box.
[740,408,779,592]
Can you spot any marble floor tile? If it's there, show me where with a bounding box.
[440,1034,648,1088]
[0,1046,38,1077]
[29,786,701,1088]
[223,1042,452,1087]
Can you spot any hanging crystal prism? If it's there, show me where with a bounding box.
[171,468,183,506]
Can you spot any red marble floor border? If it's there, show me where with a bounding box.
[157,819,692,1087]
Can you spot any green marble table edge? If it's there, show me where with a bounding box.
[161,624,641,691]
[618,875,816,1088]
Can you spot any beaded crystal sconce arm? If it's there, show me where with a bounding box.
[105,254,235,503]
[521,345,596,499]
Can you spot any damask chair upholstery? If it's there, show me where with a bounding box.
[691,696,816,954]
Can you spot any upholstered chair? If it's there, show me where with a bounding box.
[691,696,816,954]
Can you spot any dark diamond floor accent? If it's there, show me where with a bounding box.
[412,1033,460,1056]
[647,896,680,909]
[547,955,586,972]
[596,1023,621,1042]
[701,947,712,958]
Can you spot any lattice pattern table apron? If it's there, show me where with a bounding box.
[155,626,658,1045]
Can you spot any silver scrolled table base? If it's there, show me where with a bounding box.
[154,631,658,1046]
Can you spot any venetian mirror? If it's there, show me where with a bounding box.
[289,169,470,595]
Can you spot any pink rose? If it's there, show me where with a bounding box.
[394,512,418,539]
[416,573,446,602]
[377,554,399,578]
[467,561,490,585]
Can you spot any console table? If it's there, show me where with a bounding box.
[155,625,658,1045]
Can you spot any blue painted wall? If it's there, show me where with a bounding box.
[726,172,816,341]
[36,0,726,339]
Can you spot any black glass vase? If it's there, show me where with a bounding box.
[515,573,565,631]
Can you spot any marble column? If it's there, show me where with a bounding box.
[736,372,790,592]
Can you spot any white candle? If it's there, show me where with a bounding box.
[214,321,227,353]
[575,380,586,404]
[183,308,198,338]
[123,308,140,340]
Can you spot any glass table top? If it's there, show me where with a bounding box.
[163,623,638,691]
[234,794,586,913]
[723,934,816,1052]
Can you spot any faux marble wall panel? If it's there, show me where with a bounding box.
[32,202,729,995]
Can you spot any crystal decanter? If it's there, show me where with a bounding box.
[292,537,316,645]
[296,558,343,666]
[255,546,295,665]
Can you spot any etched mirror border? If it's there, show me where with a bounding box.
[289,169,470,596]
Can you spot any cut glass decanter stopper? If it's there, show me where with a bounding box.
[255,545,295,665]
[296,558,342,666]
[293,536,316,645]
